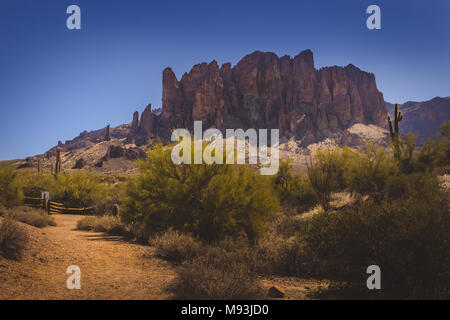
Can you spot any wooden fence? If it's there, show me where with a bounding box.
[24,197,96,215]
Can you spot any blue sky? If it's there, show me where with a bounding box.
[0,0,449,160]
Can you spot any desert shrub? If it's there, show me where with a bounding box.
[273,159,292,198]
[52,171,109,209]
[17,172,56,198]
[299,179,449,298]
[307,147,350,210]
[436,120,450,166]
[345,142,397,201]
[0,218,27,260]
[0,166,24,208]
[77,215,126,235]
[76,216,98,231]
[150,230,203,264]
[122,143,278,242]
[5,207,56,228]
[95,182,127,216]
[273,160,318,211]
[0,204,6,216]
[388,121,450,174]
[269,213,307,238]
[171,245,263,299]
[384,172,441,201]
[18,170,111,212]
[256,235,303,276]
[416,121,450,169]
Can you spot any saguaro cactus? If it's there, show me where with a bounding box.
[387,103,403,160]
[112,203,120,217]
[37,159,41,173]
[55,147,61,175]
[105,124,111,141]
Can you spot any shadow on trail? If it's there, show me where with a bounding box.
[81,233,125,242]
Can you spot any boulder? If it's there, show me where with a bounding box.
[268,286,286,298]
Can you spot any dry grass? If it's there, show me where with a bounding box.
[3,206,56,228]
[0,218,27,260]
[171,245,263,300]
[149,230,203,264]
[76,215,127,235]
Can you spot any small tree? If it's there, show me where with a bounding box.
[105,125,111,141]
[122,143,278,242]
[306,148,349,210]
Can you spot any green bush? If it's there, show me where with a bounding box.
[52,171,109,209]
[0,218,27,260]
[307,147,350,210]
[18,171,109,211]
[387,121,450,174]
[273,160,318,211]
[345,142,397,201]
[384,172,442,201]
[122,143,278,242]
[0,166,24,208]
[171,245,263,299]
[299,176,449,298]
[150,230,203,264]
[17,172,56,199]
[5,207,56,228]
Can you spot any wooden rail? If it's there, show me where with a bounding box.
[24,197,96,215]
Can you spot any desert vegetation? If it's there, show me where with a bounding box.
[0,218,27,260]
[2,120,449,298]
[1,206,56,228]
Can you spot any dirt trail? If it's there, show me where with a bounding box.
[0,214,176,300]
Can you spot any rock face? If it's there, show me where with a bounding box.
[72,158,86,169]
[102,145,147,161]
[387,97,450,143]
[133,49,387,143]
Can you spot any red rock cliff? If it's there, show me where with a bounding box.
[135,49,387,142]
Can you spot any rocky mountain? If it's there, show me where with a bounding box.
[130,49,387,146]
[13,49,394,173]
[386,97,450,143]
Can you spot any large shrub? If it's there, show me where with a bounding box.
[122,143,278,242]
[299,174,449,299]
[0,166,24,208]
[17,172,56,198]
[345,142,397,202]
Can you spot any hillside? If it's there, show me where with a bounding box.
[386,97,450,143]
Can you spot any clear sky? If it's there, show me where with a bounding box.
[0,0,449,160]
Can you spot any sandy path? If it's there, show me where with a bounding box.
[0,214,176,300]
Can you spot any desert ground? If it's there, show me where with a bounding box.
[0,214,329,300]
